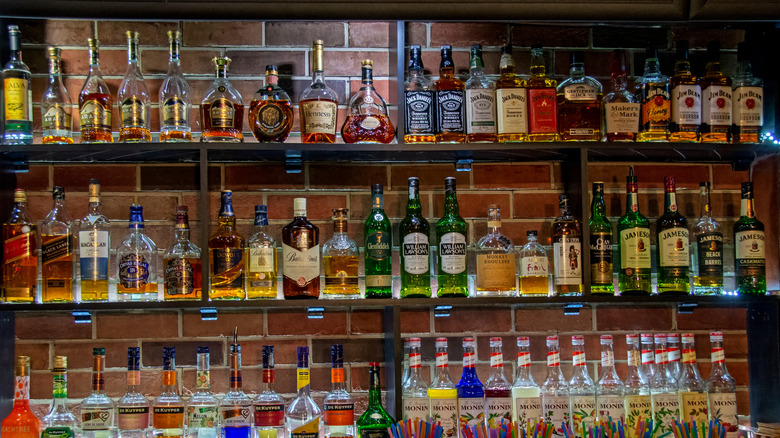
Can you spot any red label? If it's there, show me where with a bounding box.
[254,404,285,427]
[527,88,557,134]
[262,369,275,384]
[4,232,35,264]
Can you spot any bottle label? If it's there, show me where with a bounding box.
[597,396,625,421]
[360,430,391,438]
[118,406,150,430]
[301,100,337,134]
[735,230,765,277]
[601,350,615,367]
[360,116,381,130]
[291,417,320,438]
[463,351,476,368]
[641,86,670,128]
[541,396,570,438]
[405,90,435,134]
[590,232,612,285]
[120,96,146,128]
[572,351,586,367]
[486,397,512,427]
[553,236,581,285]
[547,351,560,367]
[679,392,708,422]
[696,232,723,278]
[517,351,531,367]
[323,403,355,426]
[254,403,285,427]
[165,257,198,295]
[655,349,668,365]
[41,234,73,265]
[80,99,112,130]
[220,406,252,427]
[527,88,557,134]
[457,398,485,429]
[514,396,541,427]
[79,230,109,281]
[283,244,320,286]
[257,103,287,135]
[81,408,114,430]
[476,252,516,291]
[496,88,528,134]
[41,427,75,438]
[520,256,548,277]
[403,397,430,422]
[651,393,679,434]
[3,230,35,264]
[709,393,738,438]
[14,375,29,400]
[702,86,732,126]
[641,349,654,365]
[118,253,150,288]
[672,85,702,126]
[564,84,598,101]
[620,227,651,270]
[196,370,210,390]
[188,405,218,429]
[153,405,185,429]
[4,78,29,121]
[466,89,497,134]
[430,398,458,437]
[570,396,596,432]
[624,395,652,429]
[733,86,763,127]
[42,104,72,131]
[435,90,465,132]
[711,347,726,363]
[605,103,640,134]
[162,97,188,127]
[490,352,503,368]
[682,348,696,364]
[659,227,689,267]
[439,232,466,274]
[249,247,275,272]
[436,352,448,368]
[212,248,245,289]
[366,231,391,260]
[402,233,429,275]
[668,347,680,363]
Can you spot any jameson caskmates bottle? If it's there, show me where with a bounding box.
[589,182,613,294]
[618,167,651,295]
[734,182,766,294]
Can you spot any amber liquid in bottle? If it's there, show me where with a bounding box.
[700,41,732,143]
[669,41,701,143]
[299,40,339,144]
[282,198,320,299]
[249,65,294,143]
[526,45,559,142]
[200,101,245,141]
[434,45,466,143]
[209,191,246,300]
[79,93,113,143]
[2,190,37,303]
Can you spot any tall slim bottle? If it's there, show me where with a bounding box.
[159,30,192,142]
[569,335,596,433]
[541,336,569,438]
[117,347,149,437]
[691,182,723,295]
[484,337,512,427]
[402,337,430,422]
[617,167,651,295]
[220,334,253,438]
[527,45,559,142]
[254,346,286,438]
[116,205,158,301]
[186,347,219,438]
[700,41,732,143]
[80,348,116,437]
[733,182,765,294]
[669,41,701,143]
[79,179,110,302]
[552,194,583,296]
[596,335,625,422]
[2,25,33,145]
[118,31,151,142]
[495,44,527,143]
[80,38,113,143]
[323,345,356,438]
[731,42,763,144]
[246,205,278,299]
[364,184,393,298]
[640,333,657,383]
[511,337,541,429]
[2,189,36,303]
[706,332,738,438]
[677,334,708,423]
[589,182,613,295]
[457,337,485,430]
[428,338,458,438]
[286,347,322,438]
[41,47,73,144]
[465,44,497,143]
[475,204,516,296]
[637,44,670,142]
[623,334,652,430]
[152,347,185,438]
[357,363,395,438]
[0,356,41,438]
[209,190,246,300]
[400,177,431,298]
[41,186,75,303]
[299,40,339,143]
[434,45,466,143]
[282,198,320,299]
[650,334,679,435]
[437,177,468,297]
[656,176,690,295]
[404,45,436,143]
[41,356,79,438]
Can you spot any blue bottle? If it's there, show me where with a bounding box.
[456,337,485,434]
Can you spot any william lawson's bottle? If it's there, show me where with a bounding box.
[400,177,431,297]
[656,176,690,295]
[618,167,651,295]
[734,182,766,294]
[589,182,613,295]
[436,177,468,297]
[357,363,394,438]
[404,45,435,143]
[364,184,392,298]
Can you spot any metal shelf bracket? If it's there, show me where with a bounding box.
[200,307,218,320]
[434,305,452,318]
[307,307,324,319]
[285,150,302,174]
[455,158,473,172]
[677,302,698,314]
[72,310,92,324]
[564,303,583,315]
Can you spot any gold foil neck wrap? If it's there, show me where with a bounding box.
[16,356,30,377]
[312,40,324,72]
[332,208,349,233]
[167,30,181,40]
[88,38,99,49]
[361,59,374,68]
[126,31,139,40]
[13,189,26,203]
[54,355,67,369]
[47,46,61,58]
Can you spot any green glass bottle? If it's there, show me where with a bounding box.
[589,182,614,295]
[436,177,468,297]
[356,363,395,438]
[656,176,690,295]
[617,167,652,295]
[364,184,393,298]
[734,182,766,294]
[400,177,432,298]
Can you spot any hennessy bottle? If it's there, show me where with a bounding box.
[299,40,339,143]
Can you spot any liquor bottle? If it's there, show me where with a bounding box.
[209,190,246,300]
[511,337,541,429]
[670,41,701,143]
[540,336,570,438]
[527,45,559,142]
[400,177,431,298]
[404,44,436,144]
[700,41,732,143]
[617,167,651,295]
[402,340,411,388]
[159,30,192,142]
[299,40,339,143]
[733,182,766,294]
[220,333,253,438]
[200,57,244,142]
[186,346,219,438]
[666,334,681,381]
[475,204,516,296]
[364,184,393,298]
[457,337,485,430]
[0,356,41,438]
[465,44,497,143]
[357,363,395,438]
[2,189,37,303]
[255,346,286,438]
[117,347,149,437]
[117,31,151,142]
[323,345,356,438]
[282,198,320,299]
[80,38,113,143]
[485,337,512,427]
[80,348,115,437]
[434,45,466,143]
[41,186,75,303]
[163,206,202,301]
[323,208,360,298]
[246,205,278,299]
[79,179,110,301]
[602,49,639,142]
[706,332,738,438]
[495,44,527,143]
[41,356,78,438]
[2,25,33,145]
[402,337,430,422]
[116,204,158,301]
[731,42,763,144]
[691,182,723,295]
[640,333,657,383]
[428,338,458,438]
[250,65,293,143]
[589,182,613,295]
[650,334,679,435]
[557,51,602,141]
[552,195,583,296]
[342,59,395,143]
[656,176,690,295]
[677,334,708,423]
[436,177,468,297]
[569,335,596,433]
[624,335,652,430]
[152,347,186,438]
[41,47,73,144]
[596,335,624,423]
[518,230,549,296]
[286,347,322,438]
[637,44,670,142]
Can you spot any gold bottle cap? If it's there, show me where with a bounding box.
[47,46,61,58]
[13,188,26,203]
[313,39,324,47]
[312,40,324,72]
[16,356,30,377]
[361,59,373,67]
[213,56,232,69]
[126,30,139,40]
[54,356,67,368]
[88,38,99,49]
[167,30,181,40]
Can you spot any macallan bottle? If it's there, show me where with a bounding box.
[427,338,457,438]
[465,44,497,143]
[2,189,37,303]
[342,59,395,144]
[299,40,339,143]
[41,47,73,144]
[79,38,113,143]
[404,44,436,144]
[322,345,356,438]
[656,176,690,295]
[540,336,570,438]
[475,204,516,296]
[691,182,723,295]
[3,25,33,145]
[677,334,708,423]
[209,190,246,300]
[602,49,639,142]
[731,42,763,144]
[618,167,651,295]
[255,346,286,438]
[518,230,549,296]
[552,195,582,296]
[118,31,152,142]
[569,335,596,432]
[527,44,559,142]
[706,332,738,438]
[496,44,527,143]
[152,347,185,438]
[282,198,321,299]
[733,182,765,294]
[637,44,670,142]
[200,57,244,142]
[322,208,360,298]
[0,356,41,438]
[484,337,513,427]
[41,186,75,303]
[700,41,732,143]
[589,182,613,295]
[434,45,466,143]
[669,41,701,143]
[511,337,541,429]
[250,64,294,143]
[79,178,110,301]
[246,205,278,299]
[400,177,432,298]
[557,51,602,141]
[163,206,202,301]
[436,177,468,297]
[159,30,192,142]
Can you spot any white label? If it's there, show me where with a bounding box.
[490,353,503,368]
[466,89,497,134]
[601,351,615,367]
[702,86,732,126]
[542,396,570,438]
[547,351,560,367]
[735,230,765,260]
[410,352,422,368]
[439,232,466,274]
[403,233,430,274]
[513,396,541,426]
[521,256,548,276]
[462,352,476,368]
[249,247,275,272]
[597,395,625,421]
[564,84,598,101]
[429,398,458,437]
[732,86,763,127]
[517,352,531,367]
[572,351,586,367]
[659,227,689,267]
[458,398,485,428]
[672,84,702,125]
[570,396,596,431]
[360,116,380,130]
[709,393,738,438]
[282,244,320,285]
[219,405,252,427]
[642,350,655,365]
[403,397,430,422]
[79,230,109,258]
[655,349,668,365]
[627,350,640,367]
[652,393,679,434]
[711,347,725,363]
[620,228,651,269]
[553,237,581,285]
[496,88,528,134]
[605,103,640,133]
[668,348,680,363]
[81,408,114,430]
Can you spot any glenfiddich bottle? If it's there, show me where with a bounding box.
[41,47,73,144]
[282,198,321,299]
[552,195,582,296]
[618,167,651,295]
[700,41,732,143]
[342,59,395,143]
[732,42,763,144]
[118,31,152,142]
[589,182,613,295]
[734,182,765,294]
[637,44,670,142]
[656,176,690,295]
[250,65,293,143]
[436,177,468,297]
[495,44,527,142]
[41,186,76,303]
[404,45,435,143]
[434,45,465,143]
[209,191,246,300]
[159,30,192,142]
[670,41,701,143]
[163,206,202,301]
[527,44,559,142]
[465,44,497,143]
[691,182,723,295]
[299,40,339,143]
[200,57,244,142]
[79,38,113,143]
[557,51,602,141]
[3,25,33,145]
[400,177,431,298]
[364,184,392,298]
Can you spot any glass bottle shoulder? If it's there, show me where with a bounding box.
[405,70,434,91]
[299,77,339,102]
[153,389,184,406]
[118,65,151,99]
[163,237,201,259]
[119,229,158,252]
[476,232,514,252]
[222,388,253,405]
[603,88,636,105]
[82,391,115,409]
[254,84,291,103]
[188,390,219,406]
[322,387,353,405]
[323,233,359,255]
[80,212,110,231]
[256,388,285,404]
[118,390,149,407]
[465,72,496,91]
[693,216,721,235]
[400,212,430,232]
[43,77,73,106]
[286,393,322,417]
[365,208,391,231]
[202,78,244,105]
[160,69,192,103]
[248,229,277,247]
[519,240,547,258]
[347,86,389,116]
[42,207,75,234]
[558,73,602,92]
[81,68,112,97]
[618,211,650,228]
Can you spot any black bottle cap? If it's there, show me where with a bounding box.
[676,40,689,59]
[127,347,140,370]
[52,185,65,199]
[410,44,421,51]
[441,45,452,51]
[741,182,753,198]
[527,230,538,236]
[571,51,584,64]
[197,346,209,354]
[297,346,309,368]
[559,194,569,209]
[700,182,710,189]
[445,176,456,192]
[255,204,267,215]
[89,178,100,185]
[371,183,383,194]
[471,44,482,51]
[706,40,720,61]
[502,44,513,55]
[627,166,637,184]
[262,345,274,369]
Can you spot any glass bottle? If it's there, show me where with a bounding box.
[475,204,516,297]
[81,348,116,437]
[163,206,202,301]
[117,347,150,437]
[465,44,497,143]
[623,335,652,430]
[254,346,286,438]
[402,337,430,422]
[404,44,435,144]
[286,347,322,438]
[299,40,339,143]
[602,49,639,142]
[220,334,253,438]
[186,346,219,438]
[511,337,541,429]
[527,44,559,142]
[677,333,708,423]
[117,205,158,301]
[733,182,765,294]
[656,176,690,295]
[436,177,468,297]
[700,41,732,143]
[250,64,293,143]
[428,337,458,438]
[557,51,602,141]
[200,57,244,142]
[552,194,583,296]
[323,345,356,438]
[0,356,41,438]
[41,46,73,144]
[637,44,670,142]
[669,41,701,143]
[650,334,679,436]
[79,178,110,302]
[118,31,151,142]
[209,190,246,300]
[589,182,613,295]
[596,335,625,423]
[457,337,485,430]
[400,177,431,298]
[541,336,570,438]
[731,42,763,144]
[495,44,527,143]
[666,334,681,382]
[2,189,37,303]
[2,25,33,145]
[246,205,278,299]
[282,198,320,299]
[518,230,550,296]
[402,340,411,388]
[323,208,360,298]
[40,186,75,303]
[80,38,113,143]
[691,182,723,295]
[159,30,192,142]
[342,59,395,143]
[640,333,657,383]
[152,347,186,438]
[41,356,78,438]
[569,335,596,433]
[434,45,466,143]
[364,184,393,298]
[357,363,395,438]
[485,337,512,427]
[706,332,738,438]
[617,167,651,295]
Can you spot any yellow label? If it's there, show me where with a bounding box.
[4,78,29,121]
[300,100,337,134]
[292,417,319,437]
[296,369,310,391]
[679,392,708,422]
[476,252,517,290]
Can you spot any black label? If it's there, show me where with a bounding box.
[212,248,244,288]
[361,430,391,438]
[696,232,723,278]
[405,91,435,134]
[42,235,73,264]
[258,104,285,134]
[436,90,464,132]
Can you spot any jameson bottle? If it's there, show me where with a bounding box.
[734,182,765,294]
[436,177,468,297]
[618,167,651,295]
[456,337,485,430]
[364,184,392,298]
[552,194,582,296]
[691,182,723,295]
[589,182,613,294]
[400,177,431,298]
[656,176,690,295]
[706,332,738,438]
[254,346,286,438]
[404,45,436,143]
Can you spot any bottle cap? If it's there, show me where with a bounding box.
[741,182,753,198]
[52,185,65,200]
[88,38,99,49]
[626,334,639,344]
[93,347,106,356]
[709,331,723,342]
[531,43,543,50]
[369,361,380,367]
[198,346,209,354]
[441,44,452,51]
[527,230,538,236]
[331,344,344,367]
[489,337,502,347]
[546,336,558,344]
[654,334,666,342]
[600,334,613,344]
[128,347,141,370]
[665,176,676,191]
[463,337,475,346]
[167,30,181,40]
[297,346,309,367]
[371,183,383,194]
[255,204,268,215]
[502,44,513,55]
[667,333,680,342]
[15,356,30,377]
[262,345,274,368]
[48,46,61,57]
[517,336,530,346]
[435,337,448,347]
[700,181,710,189]
[361,59,374,67]
[408,337,421,347]
[410,44,421,51]
[265,64,279,74]
[293,197,307,217]
[54,356,67,369]
[126,30,139,40]
[13,188,26,203]
[641,333,654,343]
[681,333,695,342]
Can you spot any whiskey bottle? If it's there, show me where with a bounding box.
[117,347,149,437]
[41,47,73,144]
[434,45,466,143]
[41,356,79,438]
[540,336,570,438]
[602,49,640,142]
[557,51,602,141]
[246,205,278,299]
[209,190,246,300]
[569,335,596,433]
[299,40,339,143]
[152,347,186,438]
[282,198,321,299]
[456,336,485,431]
[400,177,431,298]
[623,335,652,430]
[427,338,458,438]
[41,186,75,303]
[186,346,219,438]
[465,44,497,143]
[79,38,113,143]
[80,348,115,437]
[322,208,360,298]
[404,45,435,144]
[733,182,765,294]
[163,206,202,301]
[700,41,732,143]
[0,356,41,438]
[511,337,541,429]
[650,334,679,435]
[691,182,723,295]
[342,59,395,143]
[402,337,430,422]
[637,44,670,142]
[2,25,33,145]
[518,230,549,296]
[2,189,37,303]
[322,345,356,438]
[201,57,244,142]
[159,30,192,142]
[677,334,708,423]
[286,347,323,438]
[732,42,763,144]
[364,184,392,298]
[436,177,468,297]
[552,195,583,296]
[670,41,701,142]
[589,182,613,295]
[250,65,293,143]
[617,167,651,295]
[496,44,527,143]
[475,204,516,297]
[79,178,110,302]
[255,346,285,438]
[527,45,558,142]
[357,363,395,438]
[118,31,152,142]
[484,337,512,427]
[596,335,625,423]
[656,176,690,295]
[117,205,159,301]
[706,332,738,438]
[220,334,253,437]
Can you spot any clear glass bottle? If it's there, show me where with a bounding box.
[457,337,485,430]
[624,335,652,430]
[79,38,113,143]
[637,44,670,142]
[650,334,679,436]
[404,44,435,144]
[250,65,293,143]
[428,337,458,438]
[617,167,652,295]
[526,44,559,142]
[402,340,411,388]
[402,337,430,422]
[342,59,395,144]
[356,363,395,438]
[640,333,657,383]
[475,204,516,297]
[163,206,202,301]
[700,41,732,143]
[117,347,150,437]
[656,176,690,295]
[434,45,466,143]
[322,208,360,298]
[596,335,625,423]
[518,230,550,296]
[299,40,339,143]
[323,345,356,438]
[41,47,73,144]
[485,337,512,428]
[495,44,527,143]
[200,57,244,142]
[706,332,738,438]
[79,178,110,302]
[1,356,41,438]
[364,184,393,298]
[541,336,570,438]
[691,182,723,295]
[557,51,602,141]
[511,337,541,429]
[282,198,320,299]
[116,204,159,301]
[159,30,192,142]
[2,25,33,145]
[602,49,639,142]
[589,182,613,295]
[465,44,497,143]
[733,182,766,294]
[254,346,286,438]
[552,195,583,296]
[569,335,596,433]
[220,334,253,438]
[669,41,701,143]
[152,347,185,438]
[209,191,246,300]
[436,177,468,297]
[731,42,763,144]
[400,177,431,298]
[41,186,76,303]
[81,348,116,437]
[186,346,219,438]
[247,205,278,299]
[2,189,37,303]
[118,31,152,142]
[666,333,681,381]
[286,347,322,438]
[41,356,78,438]
[678,334,708,422]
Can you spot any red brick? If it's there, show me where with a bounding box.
[181,311,264,338]
[350,364,389,391]
[312,338,385,363]
[16,165,50,191]
[475,335,519,361]
[516,308,593,332]
[430,23,508,47]
[698,361,749,386]
[435,308,512,333]
[266,22,346,47]
[17,315,92,340]
[95,312,178,339]
[431,192,510,219]
[512,26,590,49]
[690,333,749,360]
[513,192,563,218]
[737,389,750,415]
[400,309,431,334]
[53,341,141,370]
[407,23,428,47]
[182,21,262,46]
[471,220,551,247]
[349,79,392,101]
[712,164,750,190]
[207,191,264,221]
[589,164,710,190]
[351,309,385,334]
[267,309,348,336]
[19,19,94,46]
[473,164,551,189]
[708,191,742,218]
[224,164,305,190]
[15,343,50,370]
[242,341,299,366]
[670,28,746,49]
[349,192,406,221]
[554,50,614,79]
[596,307,674,331]
[390,165,462,190]
[96,21,176,46]
[677,307,747,331]
[266,194,349,220]
[53,165,137,192]
[309,164,388,190]
[326,51,390,76]
[140,165,199,191]
[349,22,392,48]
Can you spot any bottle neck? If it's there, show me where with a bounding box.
[591,189,606,218]
[196,353,211,392]
[674,59,692,75]
[161,369,177,394]
[229,350,243,391]
[297,365,311,397]
[443,191,459,216]
[174,226,190,242]
[741,197,755,218]
[612,71,627,91]
[406,187,421,214]
[13,374,30,405]
[700,187,712,219]
[92,355,106,395]
[705,60,722,76]
[625,183,638,214]
[331,366,347,392]
[664,189,678,213]
[600,344,619,377]
[434,347,450,381]
[546,344,564,378]
[735,60,753,78]
[408,346,423,378]
[461,346,477,378]
[368,368,383,406]
[52,368,68,400]
[499,54,515,76]
[262,368,276,393]
[48,57,62,81]
[626,342,641,373]
[488,346,504,378]
[487,210,502,234]
[469,56,485,76]
[126,368,141,393]
[88,47,101,70]
[530,50,546,77]
[643,57,661,76]
[372,193,384,210]
[569,62,585,79]
[572,344,587,368]
[710,340,728,376]
[216,65,228,79]
[362,66,374,86]
[515,348,532,380]
[88,199,101,214]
